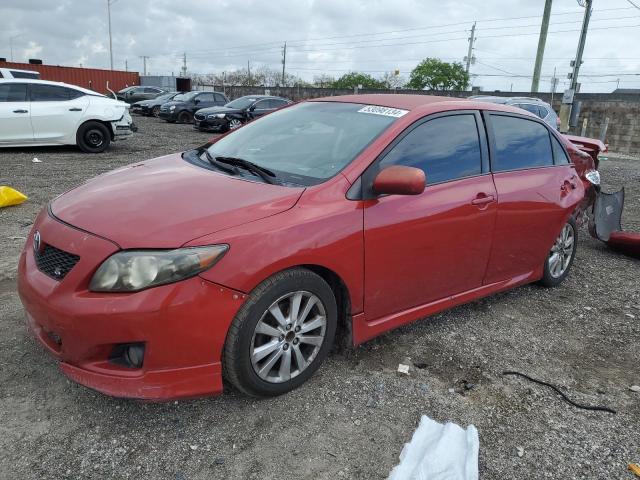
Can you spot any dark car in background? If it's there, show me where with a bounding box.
[117,86,166,104]
[194,95,291,132]
[131,92,182,117]
[159,91,229,123]
[470,96,560,130]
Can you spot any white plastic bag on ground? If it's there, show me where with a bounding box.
[388,415,479,480]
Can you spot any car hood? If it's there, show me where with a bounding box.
[133,100,150,106]
[50,153,304,249]
[196,106,242,115]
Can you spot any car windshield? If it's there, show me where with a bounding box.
[156,92,176,101]
[205,102,402,185]
[225,97,258,109]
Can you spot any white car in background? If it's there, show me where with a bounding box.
[0,67,40,79]
[0,79,136,153]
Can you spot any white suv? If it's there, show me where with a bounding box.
[0,79,135,153]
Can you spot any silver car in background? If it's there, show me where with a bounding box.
[470,96,560,130]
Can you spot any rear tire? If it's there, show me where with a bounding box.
[77,121,111,153]
[152,106,160,117]
[178,111,193,124]
[540,218,577,287]
[223,268,337,397]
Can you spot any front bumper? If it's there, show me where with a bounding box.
[111,112,136,139]
[158,110,178,121]
[17,209,245,400]
[194,117,226,132]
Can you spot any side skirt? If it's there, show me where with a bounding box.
[352,270,540,345]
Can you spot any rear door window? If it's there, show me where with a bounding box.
[490,115,553,171]
[214,93,226,104]
[380,114,483,184]
[30,84,77,101]
[10,70,39,79]
[0,83,28,102]
[514,103,544,118]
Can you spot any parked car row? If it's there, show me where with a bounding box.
[129,89,292,132]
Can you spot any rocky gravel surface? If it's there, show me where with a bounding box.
[0,115,638,479]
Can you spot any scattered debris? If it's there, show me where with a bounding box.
[388,415,479,480]
[630,385,640,393]
[32,157,42,163]
[516,446,524,458]
[628,463,640,478]
[413,362,428,369]
[448,388,455,394]
[502,371,616,414]
[353,419,361,426]
[189,445,198,450]
[0,186,28,208]
[213,458,224,466]
[397,364,410,375]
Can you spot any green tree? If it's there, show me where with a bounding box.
[407,58,470,91]
[332,72,386,89]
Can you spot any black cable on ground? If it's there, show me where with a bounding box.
[502,371,616,414]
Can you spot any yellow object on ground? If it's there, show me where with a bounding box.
[629,463,640,477]
[0,186,28,208]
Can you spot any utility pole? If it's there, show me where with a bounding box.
[9,34,22,62]
[140,55,149,76]
[125,59,128,71]
[247,60,251,85]
[107,0,115,70]
[464,22,476,88]
[181,52,187,77]
[281,42,287,86]
[559,0,592,132]
[531,0,552,92]
[464,22,476,74]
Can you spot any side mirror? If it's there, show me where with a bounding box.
[249,105,256,111]
[372,166,425,196]
[194,98,200,104]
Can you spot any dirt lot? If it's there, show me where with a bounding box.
[1,115,639,480]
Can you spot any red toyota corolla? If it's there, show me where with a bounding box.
[18,94,595,400]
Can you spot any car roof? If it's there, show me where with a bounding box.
[470,95,548,105]
[0,78,104,96]
[309,93,537,116]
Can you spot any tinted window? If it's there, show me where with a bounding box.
[551,135,570,165]
[143,87,159,93]
[214,93,226,103]
[30,84,78,101]
[270,99,288,108]
[0,83,27,102]
[0,72,4,78]
[380,114,482,184]
[196,93,214,102]
[10,70,39,79]
[254,100,272,110]
[491,115,553,171]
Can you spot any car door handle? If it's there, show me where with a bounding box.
[471,194,495,206]
[69,107,83,111]
[13,109,28,113]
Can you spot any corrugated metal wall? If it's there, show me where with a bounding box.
[0,61,140,94]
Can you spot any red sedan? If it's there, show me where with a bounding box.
[18,94,594,400]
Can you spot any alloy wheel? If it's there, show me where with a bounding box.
[229,119,242,130]
[548,223,575,278]
[250,291,327,383]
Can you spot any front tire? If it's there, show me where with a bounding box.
[77,121,111,153]
[152,106,160,117]
[177,111,193,124]
[228,118,243,131]
[540,218,577,287]
[223,268,337,397]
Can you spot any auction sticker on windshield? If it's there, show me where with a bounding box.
[357,105,409,118]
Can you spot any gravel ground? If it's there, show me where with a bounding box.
[1,115,639,480]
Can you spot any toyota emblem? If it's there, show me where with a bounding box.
[33,231,42,254]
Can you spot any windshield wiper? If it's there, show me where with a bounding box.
[197,148,238,175]
[215,156,276,184]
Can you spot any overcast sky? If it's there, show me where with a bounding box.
[3,0,640,92]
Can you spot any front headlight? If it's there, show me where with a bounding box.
[169,105,176,111]
[208,113,226,119]
[585,170,601,186]
[89,245,228,292]
[215,113,226,118]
